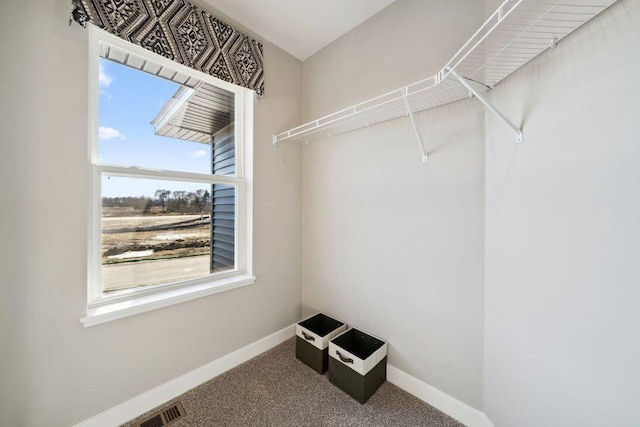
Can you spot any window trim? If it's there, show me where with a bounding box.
[82,27,254,327]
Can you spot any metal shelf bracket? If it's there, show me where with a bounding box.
[446,67,523,143]
[402,88,429,163]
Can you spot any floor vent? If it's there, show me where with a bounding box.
[137,402,186,427]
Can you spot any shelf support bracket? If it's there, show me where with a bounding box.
[402,89,429,163]
[446,67,523,143]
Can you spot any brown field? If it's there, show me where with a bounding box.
[102,213,211,265]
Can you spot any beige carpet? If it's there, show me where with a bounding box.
[122,338,464,426]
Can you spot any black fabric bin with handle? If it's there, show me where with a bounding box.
[295,313,346,374]
[328,328,387,404]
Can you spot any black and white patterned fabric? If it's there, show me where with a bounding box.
[71,0,265,96]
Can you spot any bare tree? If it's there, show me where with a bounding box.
[143,198,154,213]
[132,196,149,213]
[154,189,171,212]
[193,189,209,212]
[171,190,188,214]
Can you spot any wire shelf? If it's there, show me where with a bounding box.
[441,0,618,86]
[274,0,618,146]
[274,76,474,145]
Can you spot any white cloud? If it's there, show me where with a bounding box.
[191,149,207,158]
[99,64,113,88]
[99,126,126,140]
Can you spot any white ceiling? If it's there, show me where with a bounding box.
[202,0,398,61]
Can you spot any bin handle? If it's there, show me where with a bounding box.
[336,350,353,364]
[301,331,315,342]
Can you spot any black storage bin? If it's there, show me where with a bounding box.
[295,313,346,374]
[328,328,387,404]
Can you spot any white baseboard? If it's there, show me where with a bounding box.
[387,365,495,427]
[479,413,496,427]
[75,324,494,427]
[74,324,296,427]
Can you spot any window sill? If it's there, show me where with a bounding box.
[81,274,256,327]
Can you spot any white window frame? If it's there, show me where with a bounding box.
[82,27,254,327]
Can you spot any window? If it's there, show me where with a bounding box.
[83,28,254,326]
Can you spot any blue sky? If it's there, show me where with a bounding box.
[99,58,212,198]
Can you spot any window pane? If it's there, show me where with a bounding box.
[98,57,235,176]
[101,176,236,292]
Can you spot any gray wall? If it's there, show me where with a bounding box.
[0,1,302,426]
[483,0,640,425]
[301,0,486,409]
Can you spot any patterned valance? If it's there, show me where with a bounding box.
[71,0,264,96]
